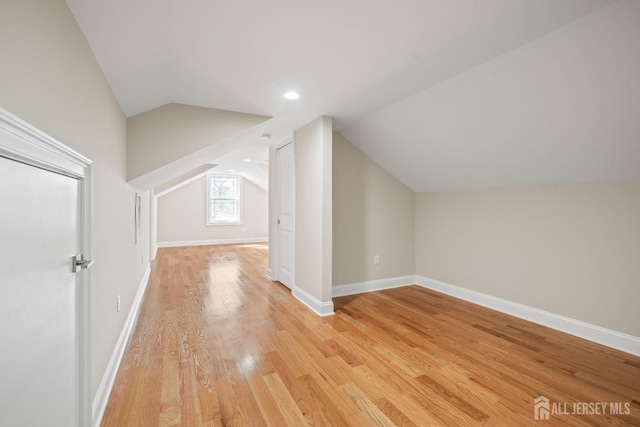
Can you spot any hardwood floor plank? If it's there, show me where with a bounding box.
[305,371,374,427]
[265,350,320,417]
[101,244,640,426]
[159,311,181,426]
[296,374,350,427]
[374,397,418,427]
[376,393,446,427]
[262,373,308,426]
[339,383,395,426]
[246,373,290,427]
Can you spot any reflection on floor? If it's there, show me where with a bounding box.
[102,244,640,426]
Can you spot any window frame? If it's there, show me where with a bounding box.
[206,174,243,226]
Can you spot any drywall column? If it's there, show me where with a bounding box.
[294,117,334,315]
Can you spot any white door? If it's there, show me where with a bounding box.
[0,156,81,426]
[276,142,294,289]
[0,108,91,427]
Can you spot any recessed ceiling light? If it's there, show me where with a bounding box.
[227,169,235,173]
[283,91,301,100]
[260,133,271,140]
[243,158,251,162]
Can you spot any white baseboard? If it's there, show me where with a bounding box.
[292,286,335,317]
[415,275,640,357]
[332,275,416,297]
[157,237,268,248]
[92,263,151,427]
[151,244,158,261]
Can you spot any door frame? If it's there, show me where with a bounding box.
[268,134,295,288]
[0,107,93,427]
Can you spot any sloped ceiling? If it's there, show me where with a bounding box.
[65,0,639,191]
[342,0,640,191]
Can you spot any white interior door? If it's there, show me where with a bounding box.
[276,142,294,289]
[0,107,92,427]
[0,156,82,427]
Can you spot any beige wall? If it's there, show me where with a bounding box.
[295,117,333,302]
[157,176,268,243]
[333,132,415,285]
[0,0,150,396]
[127,103,268,182]
[155,164,216,195]
[415,182,640,337]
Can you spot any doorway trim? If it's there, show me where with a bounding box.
[268,134,295,288]
[0,107,93,427]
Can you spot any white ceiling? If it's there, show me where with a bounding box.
[65,0,639,191]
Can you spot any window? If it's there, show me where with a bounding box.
[207,174,242,225]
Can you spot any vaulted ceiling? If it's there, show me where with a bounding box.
[65,0,639,191]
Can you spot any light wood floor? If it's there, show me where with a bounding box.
[102,244,640,426]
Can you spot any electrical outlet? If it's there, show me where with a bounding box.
[374,255,380,265]
[117,295,121,313]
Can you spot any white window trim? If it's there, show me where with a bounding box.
[206,174,243,226]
